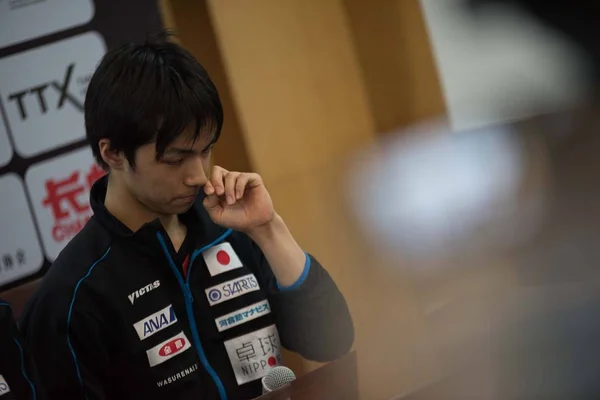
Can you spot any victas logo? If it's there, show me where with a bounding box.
[0,32,106,157]
[129,280,160,305]
[133,304,177,341]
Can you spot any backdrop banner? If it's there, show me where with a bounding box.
[0,0,163,290]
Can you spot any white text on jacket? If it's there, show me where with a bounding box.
[128,280,160,305]
[156,363,199,388]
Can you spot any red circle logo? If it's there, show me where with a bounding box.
[216,250,230,265]
[268,356,277,367]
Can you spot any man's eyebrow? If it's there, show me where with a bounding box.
[164,142,214,155]
[164,147,196,155]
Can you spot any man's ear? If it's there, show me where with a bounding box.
[98,139,126,170]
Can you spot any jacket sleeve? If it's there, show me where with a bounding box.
[0,300,45,400]
[247,240,355,362]
[19,293,111,400]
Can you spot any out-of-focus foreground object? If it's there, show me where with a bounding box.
[349,104,600,399]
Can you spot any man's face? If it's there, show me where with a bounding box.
[122,131,213,216]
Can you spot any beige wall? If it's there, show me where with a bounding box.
[161,1,446,398]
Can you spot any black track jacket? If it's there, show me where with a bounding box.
[0,300,44,399]
[19,176,354,399]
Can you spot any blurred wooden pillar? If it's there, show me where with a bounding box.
[343,0,446,133]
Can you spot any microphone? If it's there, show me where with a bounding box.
[261,366,296,394]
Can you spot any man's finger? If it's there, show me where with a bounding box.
[245,173,263,189]
[204,180,215,195]
[210,166,228,196]
[223,172,239,205]
[203,193,220,210]
[234,174,250,200]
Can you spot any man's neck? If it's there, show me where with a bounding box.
[104,175,180,234]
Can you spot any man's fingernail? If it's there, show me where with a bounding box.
[227,195,234,205]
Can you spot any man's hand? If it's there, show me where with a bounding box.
[203,166,275,233]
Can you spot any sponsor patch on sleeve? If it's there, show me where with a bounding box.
[223,324,282,385]
[205,273,260,306]
[202,242,243,276]
[0,375,10,396]
[133,304,178,341]
[215,299,271,332]
[146,331,191,367]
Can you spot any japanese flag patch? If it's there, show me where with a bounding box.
[203,242,243,276]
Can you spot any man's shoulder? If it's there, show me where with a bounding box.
[49,217,113,277]
[20,220,114,328]
[32,218,113,305]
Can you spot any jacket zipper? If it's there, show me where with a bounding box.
[156,229,232,400]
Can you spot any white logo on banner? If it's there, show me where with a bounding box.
[215,300,271,332]
[0,117,12,168]
[202,242,243,276]
[205,274,260,306]
[25,147,106,261]
[0,32,106,157]
[133,304,177,341]
[0,174,44,287]
[0,0,94,49]
[146,331,191,368]
[224,324,282,385]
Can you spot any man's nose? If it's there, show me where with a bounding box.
[184,159,207,187]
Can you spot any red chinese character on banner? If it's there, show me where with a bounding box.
[42,171,90,221]
[86,164,106,189]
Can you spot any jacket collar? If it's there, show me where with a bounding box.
[89,175,227,252]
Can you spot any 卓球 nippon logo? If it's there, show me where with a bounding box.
[224,324,282,385]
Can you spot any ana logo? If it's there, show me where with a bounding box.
[202,242,243,276]
[146,331,191,367]
[129,280,160,305]
[205,274,260,306]
[133,304,177,341]
[0,374,10,395]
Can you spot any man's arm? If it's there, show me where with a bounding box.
[203,167,354,360]
[20,294,110,400]
[246,216,355,362]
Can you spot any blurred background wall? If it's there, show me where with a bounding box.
[0,0,589,398]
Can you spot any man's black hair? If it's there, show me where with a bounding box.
[85,30,223,170]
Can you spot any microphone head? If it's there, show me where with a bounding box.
[262,366,296,392]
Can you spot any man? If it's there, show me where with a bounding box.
[20,32,354,400]
[0,300,44,399]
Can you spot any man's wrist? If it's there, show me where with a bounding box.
[246,213,285,246]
